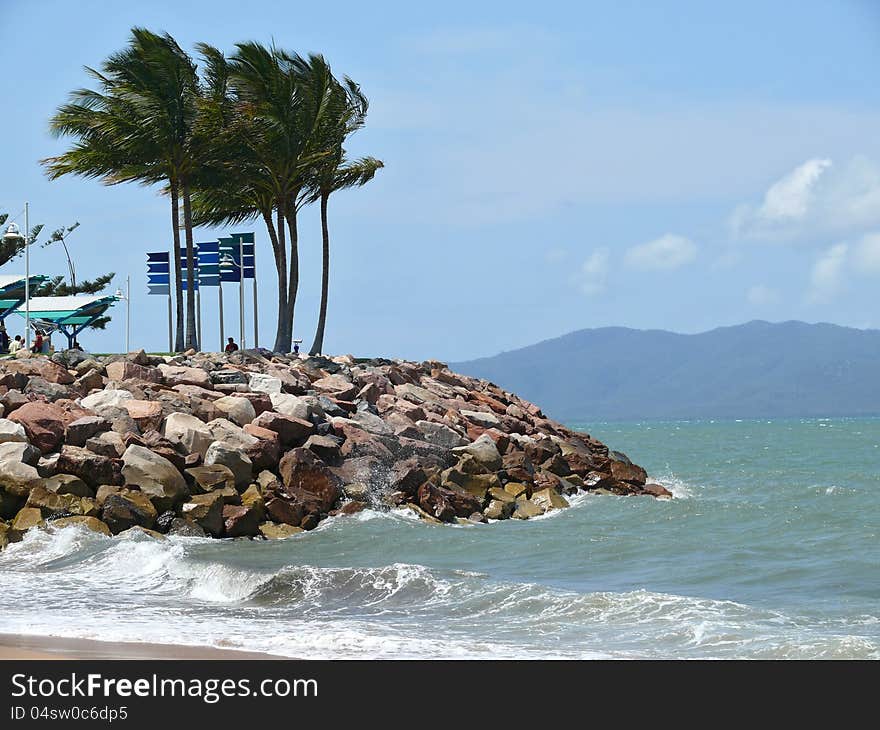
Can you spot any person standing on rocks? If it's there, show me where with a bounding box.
[0,325,8,354]
[8,334,22,354]
[31,330,44,354]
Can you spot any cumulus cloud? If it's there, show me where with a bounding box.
[747,285,779,306]
[624,234,697,270]
[731,156,880,241]
[808,243,849,302]
[579,249,609,295]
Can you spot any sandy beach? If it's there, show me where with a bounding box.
[0,634,280,660]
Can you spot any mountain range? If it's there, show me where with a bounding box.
[450,320,880,421]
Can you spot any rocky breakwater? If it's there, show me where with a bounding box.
[0,348,671,548]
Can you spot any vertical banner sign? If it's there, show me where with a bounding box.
[146,251,172,352]
[196,241,221,351]
[232,232,257,348]
[219,237,238,351]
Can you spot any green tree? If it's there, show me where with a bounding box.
[192,44,348,352]
[43,27,201,351]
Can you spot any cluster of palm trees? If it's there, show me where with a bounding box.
[42,28,382,354]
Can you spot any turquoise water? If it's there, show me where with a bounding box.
[1,417,877,658]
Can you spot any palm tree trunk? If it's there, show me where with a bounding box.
[182,178,199,351]
[272,202,289,353]
[309,192,330,356]
[170,178,184,352]
[283,202,299,352]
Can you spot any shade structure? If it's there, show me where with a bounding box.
[0,274,50,322]
[14,293,121,349]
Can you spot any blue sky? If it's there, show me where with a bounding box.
[1,0,879,360]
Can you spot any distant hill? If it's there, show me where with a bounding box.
[450,321,880,421]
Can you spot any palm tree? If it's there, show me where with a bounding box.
[224,45,346,352]
[306,154,383,355]
[43,28,201,351]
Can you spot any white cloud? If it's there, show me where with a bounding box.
[579,249,609,295]
[624,234,697,271]
[853,232,880,273]
[747,285,779,306]
[808,243,849,302]
[730,156,880,241]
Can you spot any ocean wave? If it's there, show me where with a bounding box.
[3,526,878,659]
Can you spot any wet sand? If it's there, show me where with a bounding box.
[0,634,282,660]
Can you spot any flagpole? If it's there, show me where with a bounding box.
[125,274,131,353]
[252,235,258,349]
[24,202,30,350]
[239,236,245,349]
[219,283,224,353]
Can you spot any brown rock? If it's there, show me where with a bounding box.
[181,493,225,537]
[105,361,161,383]
[278,448,342,514]
[55,445,122,488]
[4,359,74,384]
[7,401,72,453]
[185,464,236,493]
[65,415,110,447]
[101,492,157,534]
[223,503,261,537]
[251,411,314,448]
[643,483,673,499]
[265,495,304,526]
[610,460,648,486]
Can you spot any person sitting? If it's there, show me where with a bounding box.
[224,337,239,353]
[71,340,83,351]
[9,335,22,354]
[31,330,44,354]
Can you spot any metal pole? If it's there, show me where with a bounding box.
[125,275,131,353]
[197,287,202,351]
[239,236,245,349]
[167,288,172,353]
[24,202,30,350]
[252,236,258,349]
[219,283,225,352]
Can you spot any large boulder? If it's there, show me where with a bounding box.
[204,441,253,488]
[251,411,314,448]
[101,491,158,534]
[162,412,213,456]
[3,358,74,384]
[123,400,164,431]
[105,361,161,383]
[248,373,283,394]
[184,464,236,494]
[277,448,342,514]
[0,461,41,500]
[80,388,133,413]
[415,420,468,448]
[213,396,256,427]
[55,445,122,488]
[158,364,212,388]
[121,445,189,512]
[64,415,110,447]
[452,434,502,471]
[7,402,71,453]
[0,441,41,467]
[180,493,224,537]
[223,504,261,537]
[610,460,648,486]
[268,393,313,421]
[49,515,112,536]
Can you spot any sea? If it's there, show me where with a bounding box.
[1,417,878,659]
